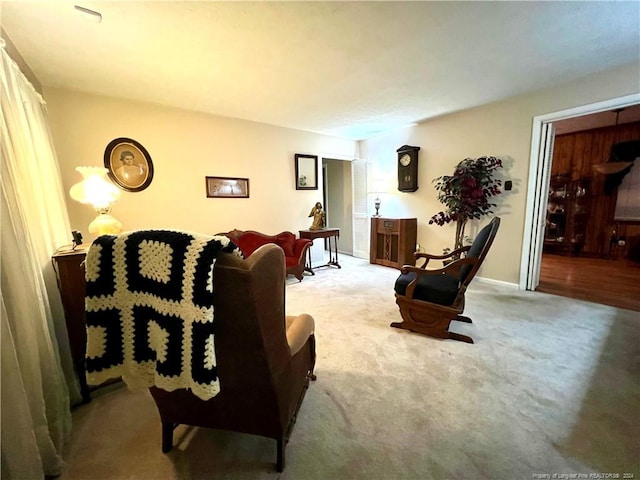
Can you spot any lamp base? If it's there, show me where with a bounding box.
[89,213,123,236]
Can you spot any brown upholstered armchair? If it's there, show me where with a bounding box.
[392,217,500,344]
[85,229,316,473]
[149,243,316,472]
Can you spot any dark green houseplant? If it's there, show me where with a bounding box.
[429,156,503,252]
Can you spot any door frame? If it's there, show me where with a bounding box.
[520,93,640,290]
[319,154,365,258]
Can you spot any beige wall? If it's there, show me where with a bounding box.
[44,61,639,284]
[45,88,357,242]
[361,61,640,284]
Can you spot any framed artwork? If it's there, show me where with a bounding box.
[104,137,154,192]
[295,154,318,190]
[206,176,250,198]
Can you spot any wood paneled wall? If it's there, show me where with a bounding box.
[552,121,640,257]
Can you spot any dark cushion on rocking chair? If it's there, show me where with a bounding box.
[394,272,460,306]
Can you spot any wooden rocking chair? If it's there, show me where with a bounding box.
[392,217,500,343]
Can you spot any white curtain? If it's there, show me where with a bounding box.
[1,39,77,478]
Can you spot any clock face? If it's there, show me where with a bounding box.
[399,153,411,167]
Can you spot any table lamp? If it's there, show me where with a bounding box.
[371,179,387,217]
[69,166,123,235]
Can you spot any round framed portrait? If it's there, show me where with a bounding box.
[104,137,154,192]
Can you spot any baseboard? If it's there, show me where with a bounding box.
[475,276,519,289]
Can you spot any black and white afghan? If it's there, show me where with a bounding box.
[84,230,242,401]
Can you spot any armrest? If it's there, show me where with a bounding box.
[414,245,471,268]
[401,256,478,275]
[400,256,479,298]
[285,313,315,356]
[293,238,312,259]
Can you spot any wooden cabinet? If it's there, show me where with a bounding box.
[370,217,417,269]
[544,176,590,255]
[52,248,90,402]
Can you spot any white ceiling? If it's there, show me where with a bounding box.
[2,1,639,140]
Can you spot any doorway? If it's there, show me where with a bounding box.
[323,158,354,255]
[522,94,640,310]
[320,156,369,260]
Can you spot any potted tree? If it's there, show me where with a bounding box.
[429,156,503,254]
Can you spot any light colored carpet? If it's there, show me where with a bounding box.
[58,254,639,480]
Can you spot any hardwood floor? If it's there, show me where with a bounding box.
[537,253,640,311]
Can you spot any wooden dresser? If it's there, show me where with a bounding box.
[370,217,417,269]
[52,248,90,402]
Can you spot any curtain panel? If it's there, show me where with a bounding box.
[1,39,77,478]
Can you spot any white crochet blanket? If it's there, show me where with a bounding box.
[84,230,242,400]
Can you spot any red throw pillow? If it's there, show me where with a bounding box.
[275,233,296,257]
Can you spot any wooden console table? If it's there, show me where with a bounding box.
[370,217,417,269]
[299,228,341,274]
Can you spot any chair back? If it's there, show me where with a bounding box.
[213,243,291,393]
[459,217,500,285]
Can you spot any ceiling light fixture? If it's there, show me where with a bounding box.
[74,5,102,23]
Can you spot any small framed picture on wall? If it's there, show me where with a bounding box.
[295,154,318,190]
[206,176,250,198]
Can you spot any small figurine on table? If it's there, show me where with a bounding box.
[308,202,325,230]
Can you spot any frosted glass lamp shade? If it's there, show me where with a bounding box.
[70,166,123,235]
[70,166,121,208]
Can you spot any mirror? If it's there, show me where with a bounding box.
[295,154,318,190]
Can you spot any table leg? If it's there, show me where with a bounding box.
[328,236,341,268]
[304,248,315,275]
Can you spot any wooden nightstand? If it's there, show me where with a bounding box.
[52,248,91,403]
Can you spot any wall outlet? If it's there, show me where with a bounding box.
[416,243,421,252]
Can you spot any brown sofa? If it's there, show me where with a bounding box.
[220,229,312,281]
